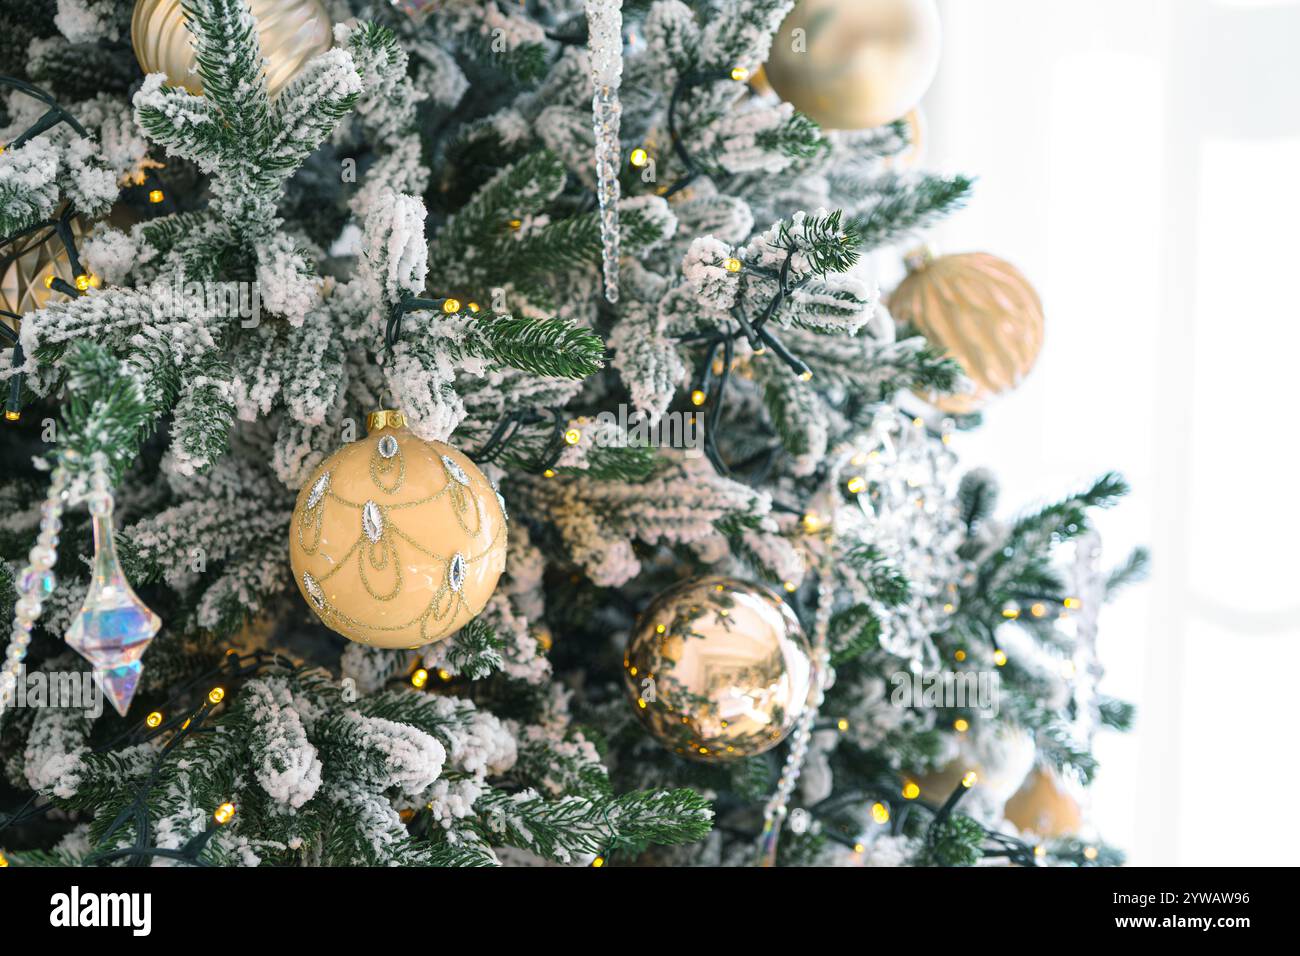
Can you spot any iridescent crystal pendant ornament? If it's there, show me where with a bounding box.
[64,461,162,717]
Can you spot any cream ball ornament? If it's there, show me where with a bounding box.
[288,410,507,648]
[131,0,332,98]
[763,0,942,130]
[623,576,815,761]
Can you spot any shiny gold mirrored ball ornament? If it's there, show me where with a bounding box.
[763,0,942,130]
[889,250,1044,414]
[131,0,332,97]
[288,410,508,648]
[623,576,815,760]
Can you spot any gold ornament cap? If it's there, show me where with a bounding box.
[366,409,407,433]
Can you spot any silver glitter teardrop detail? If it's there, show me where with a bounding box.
[362,500,384,543]
[303,571,325,610]
[377,434,399,458]
[442,455,470,485]
[449,552,466,592]
[306,471,330,509]
[587,0,624,303]
[492,480,508,520]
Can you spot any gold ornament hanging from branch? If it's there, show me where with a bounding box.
[763,0,942,130]
[623,576,815,760]
[1,215,94,327]
[288,410,508,649]
[131,0,332,98]
[889,250,1045,414]
[1003,767,1083,838]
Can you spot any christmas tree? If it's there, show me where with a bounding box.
[0,0,1144,867]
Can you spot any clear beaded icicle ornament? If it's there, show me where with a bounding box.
[64,454,162,716]
[586,0,624,303]
[1,450,161,722]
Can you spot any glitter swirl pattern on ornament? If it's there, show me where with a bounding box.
[131,0,332,98]
[623,576,815,760]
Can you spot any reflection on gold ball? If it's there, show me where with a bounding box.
[763,0,942,130]
[889,251,1044,414]
[131,0,332,98]
[1003,768,1083,838]
[1,215,89,334]
[288,412,507,648]
[623,576,814,760]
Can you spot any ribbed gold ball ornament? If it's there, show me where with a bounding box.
[763,0,942,130]
[889,251,1045,414]
[1,216,92,328]
[1003,768,1083,838]
[131,0,332,98]
[288,411,508,649]
[623,576,814,760]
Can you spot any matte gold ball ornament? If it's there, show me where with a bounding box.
[131,0,332,98]
[288,410,508,648]
[623,576,815,760]
[1003,767,1083,838]
[763,0,942,130]
[888,250,1045,414]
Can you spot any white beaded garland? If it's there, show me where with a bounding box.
[0,455,73,718]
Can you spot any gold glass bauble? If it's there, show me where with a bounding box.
[131,0,332,98]
[1,217,91,333]
[623,576,814,760]
[763,0,942,130]
[288,411,508,648]
[889,251,1044,414]
[1003,768,1083,838]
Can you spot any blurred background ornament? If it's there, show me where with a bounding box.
[763,0,942,130]
[907,724,1036,816]
[1003,767,1083,838]
[850,407,964,665]
[889,249,1044,414]
[623,576,815,760]
[131,0,332,98]
[1,213,92,323]
[288,410,508,648]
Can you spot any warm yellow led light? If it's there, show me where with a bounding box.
[564,428,581,445]
[442,298,461,313]
[961,771,978,788]
[730,66,750,82]
[837,718,849,732]
[690,389,706,406]
[1030,603,1047,618]
[4,410,20,422]
[411,668,429,688]
[1084,846,1099,861]
[799,370,813,382]
[44,275,56,289]
[467,302,480,312]
[146,711,163,728]
[993,649,1008,667]
[1002,606,1020,619]
[213,802,236,825]
[846,476,866,494]
[507,218,522,230]
[853,843,865,853]
[207,686,225,704]
[592,856,605,867]
[148,189,164,204]
[438,669,451,682]
[1064,597,1082,609]
[629,147,649,167]
[871,802,890,825]
[953,648,965,661]
[953,718,969,733]
[801,512,824,533]
[74,274,92,291]
[543,468,556,478]
[723,257,742,273]
[902,781,920,800]
[783,580,797,592]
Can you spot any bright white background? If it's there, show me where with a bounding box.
[921,0,1300,865]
